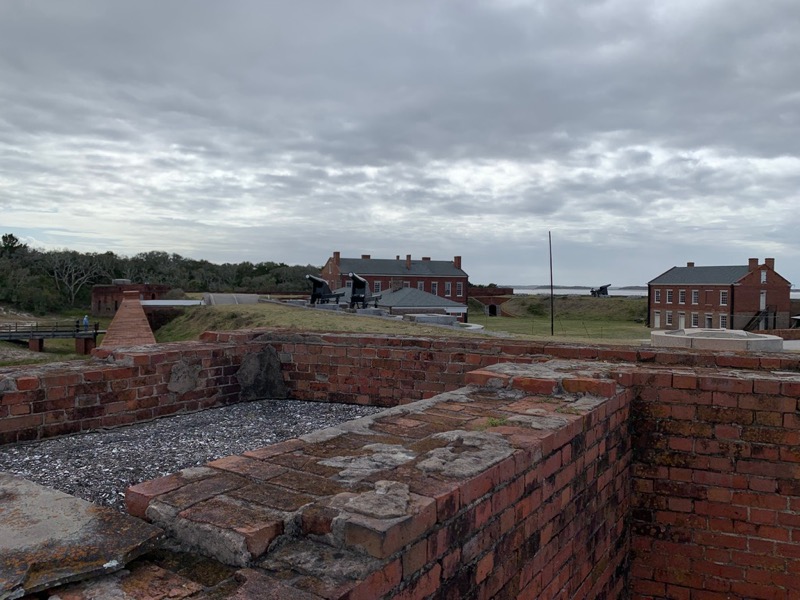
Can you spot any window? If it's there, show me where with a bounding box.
[691,313,699,327]
[444,282,452,297]
[346,280,352,288]
[691,290,699,305]
[654,289,661,303]
[456,282,463,297]
[761,270,767,284]
[374,281,381,293]
[403,281,410,288]
[719,290,728,306]
[719,314,728,329]
[431,282,439,295]
[679,290,686,304]
[666,290,674,303]
[417,281,424,291]
[665,311,673,326]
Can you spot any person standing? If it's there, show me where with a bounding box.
[83,314,89,331]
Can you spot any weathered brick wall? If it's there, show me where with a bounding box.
[126,362,633,599]
[629,367,800,599]
[3,330,800,597]
[0,341,252,445]
[202,329,800,406]
[4,329,800,445]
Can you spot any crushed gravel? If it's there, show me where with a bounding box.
[0,399,383,512]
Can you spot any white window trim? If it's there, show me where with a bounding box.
[691,313,699,327]
[654,289,661,303]
[456,282,464,297]
[666,290,674,303]
[679,290,686,304]
[691,290,699,305]
[444,282,452,297]
[720,290,728,306]
[417,281,424,291]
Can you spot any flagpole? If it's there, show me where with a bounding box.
[549,231,554,336]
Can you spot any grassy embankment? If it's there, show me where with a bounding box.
[157,295,649,343]
[0,295,648,366]
[468,295,648,341]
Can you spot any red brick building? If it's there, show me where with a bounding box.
[91,280,170,317]
[321,251,469,303]
[648,258,791,330]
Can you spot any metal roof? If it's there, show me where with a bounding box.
[376,287,467,309]
[648,265,751,285]
[337,257,467,277]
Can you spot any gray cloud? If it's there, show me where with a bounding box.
[1,0,798,286]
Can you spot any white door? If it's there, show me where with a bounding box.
[760,291,767,329]
[678,313,686,329]
[653,312,661,328]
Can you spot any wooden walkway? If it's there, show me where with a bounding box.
[0,322,106,354]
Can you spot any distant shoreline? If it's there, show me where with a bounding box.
[505,285,648,290]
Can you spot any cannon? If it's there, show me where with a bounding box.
[590,284,611,298]
[349,272,381,309]
[306,274,344,305]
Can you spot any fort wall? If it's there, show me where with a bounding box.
[1,331,799,597]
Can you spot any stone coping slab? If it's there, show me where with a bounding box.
[0,472,163,599]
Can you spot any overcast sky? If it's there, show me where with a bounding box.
[1,1,798,286]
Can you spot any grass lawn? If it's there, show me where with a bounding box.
[0,294,651,366]
[468,312,649,342]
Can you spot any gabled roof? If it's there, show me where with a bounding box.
[649,265,751,285]
[337,257,466,277]
[376,287,466,309]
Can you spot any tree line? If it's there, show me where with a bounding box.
[0,233,319,314]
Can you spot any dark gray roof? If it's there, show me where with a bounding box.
[376,287,466,308]
[649,265,751,285]
[338,257,467,277]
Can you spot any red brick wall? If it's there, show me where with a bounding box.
[7,331,800,446]
[0,341,253,445]
[3,331,800,596]
[628,367,800,599]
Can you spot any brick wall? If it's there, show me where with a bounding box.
[5,330,800,445]
[628,367,800,599]
[3,331,800,597]
[127,362,632,599]
[0,341,252,445]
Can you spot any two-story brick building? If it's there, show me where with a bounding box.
[648,258,791,330]
[321,252,469,303]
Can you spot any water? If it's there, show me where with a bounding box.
[514,287,647,297]
[514,287,800,299]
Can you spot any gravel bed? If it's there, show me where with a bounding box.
[0,400,383,512]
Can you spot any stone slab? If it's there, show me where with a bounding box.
[0,472,163,599]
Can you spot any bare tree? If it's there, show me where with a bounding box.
[44,250,104,306]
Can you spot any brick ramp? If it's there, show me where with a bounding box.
[121,360,629,599]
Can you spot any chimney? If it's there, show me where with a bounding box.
[422,257,431,261]
[406,254,411,270]
[333,251,340,266]
[361,254,370,260]
[396,255,400,260]
[686,261,694,268]
[748,258,758,271]
[765,258,775,269]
